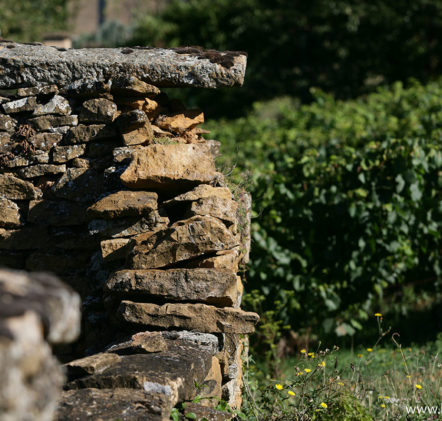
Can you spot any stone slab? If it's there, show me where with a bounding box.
[0,42,247,89]
[118,302,259,334]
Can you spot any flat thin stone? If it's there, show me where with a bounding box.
[0,197,21,227]
[32,95,71,116]
[0,173,41,199]
[2,96,37,114]
[0,42,247,89]
[18,164,66,178]
[29,114,78,131]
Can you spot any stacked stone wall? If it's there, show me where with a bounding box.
[0,41,257,420]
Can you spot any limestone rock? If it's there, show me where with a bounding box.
[60,79,111,98]
[33,95,71,116]
[55,388,169,421]
[100,238,131,262]
[65,353,122,379]
[16,84,59,97]
[52,144,86,163]
[87,190,158,218]
[28,200,87,226]
[130,215,238,269]
[0,198,20,227]
[79,98,117,123]
[113,145,142,163]
[88,212,169,238]
[120,143,219,189]
[156,109,204,134]
[64,124,117,144]
[164,185,232,205]
[105,331,168,355]
[29,115,78,131]
[199,356,222,406]
[189,196,238,225]
[18,163,66,178]
[118,302,259,333]
[0,173,41,199]
[0,269,81,344]
[2,96,37,114]
[111,76,161,97]
[161,331,220,356]
[106,269,242,307]
[122,123,154,146]
[31,132,62,151]
[0,114,17,132]
[186,248,242,273]
[115,110,154,146]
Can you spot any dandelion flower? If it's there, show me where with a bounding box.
[357,353,363,358]
[275,384,283,390]
[297,372,304,376]
[300,349,307,354]
[304,368,312,373]
[406,375,411,379]
[318,361,326,367]
[384,396,390,400]
[338,382,344,386]
[367,348,373,352]
[288,390,296,397]
[415,384,422,390]
[320,402,328,409]
[374,313,382,317]
[308,352,314,357]
[381,404,386,408]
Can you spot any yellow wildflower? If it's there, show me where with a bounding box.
[304,368,312,373]
[318,361,326,367]
[374,313,382,317]
[320,402,328,409]
[288,390,296,397]
[297,372,304,376]
[406,375,411,379]
[300,349,307,354]
[415,384,422,390]
[367,348,373,352]
[308,352,315,357]
[357,353,363,358]
[338,382,344,386]
[381,404,386,408]
[384,396,390,400]
[275,384,283,390]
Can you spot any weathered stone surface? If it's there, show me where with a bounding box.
[0,114,17,132]
[161,331,220,356]
[113,145,142,162]
[55,388,168,421]
[121,143,219,189]
[88,190,158,218]
[89,212,169,238]
[130,216,238,269]
[1,156,29,168]
[18,163,66,178]
[52,144,86,162]
[186,248,242,273]
[106,269,242,307]
[0,131,11,152]
[33,95,71,116]
[100,238,131,262]
[28,200,87,226]
[17,84,58,97]
[0,43,247,89]
[106,331,168,355]
[165,185,232,205]
[65,353,122,379]
[111,76,161,97]
[115,109,154,146]
[29,114,78,131]
[0,197,21,227]
[156,110,204,134]
[60,79,111,98]
[0,269,81,344]
[2,96,37,113]
[79,98,117,123]
[0,173,41,199]
[190,196,238,225]
[118,302,259,333]
[122,122,154,146]
[64,124,117,144]
[31,132,62,151]
[0,311,64,421]
[67,350,213,404]
[199,357,222,406]
[180,403,232,421]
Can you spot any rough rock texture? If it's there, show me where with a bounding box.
[106,269,243,307]
[120,143,220,189]
[118,302,259,333]
[0,42,247,89]
[0,269,81,421]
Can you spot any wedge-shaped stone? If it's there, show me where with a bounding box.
[190,196,238,225]
[0,114,17,132]
[164,185,232,205]
[156,109,204,134]
[106,269,242,307]
[120,143,219,189]
[2,96,37,113]
[100,238,131,262]
[29,114,78,131]
[64,124,117,144]
[0,197,20,227]
[130,216,238,269]
[111,76,161,96]
[88,190,158,218]
[33,95,71,116]
[28,200,87,226]
[18,163,66,178]
[186,248,242,273]
[121,123,154,146]
[55,388,169,421]
[66,349,212,404]
[79,98,117,123]
[0,173,41,199]
[118,302,259,334]
[105,331,168,355]
[65,353,121,379]
[52,144,86,162]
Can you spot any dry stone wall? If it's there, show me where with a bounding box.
[0,41,258,420]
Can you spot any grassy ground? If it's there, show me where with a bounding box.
[238,323,442,420]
